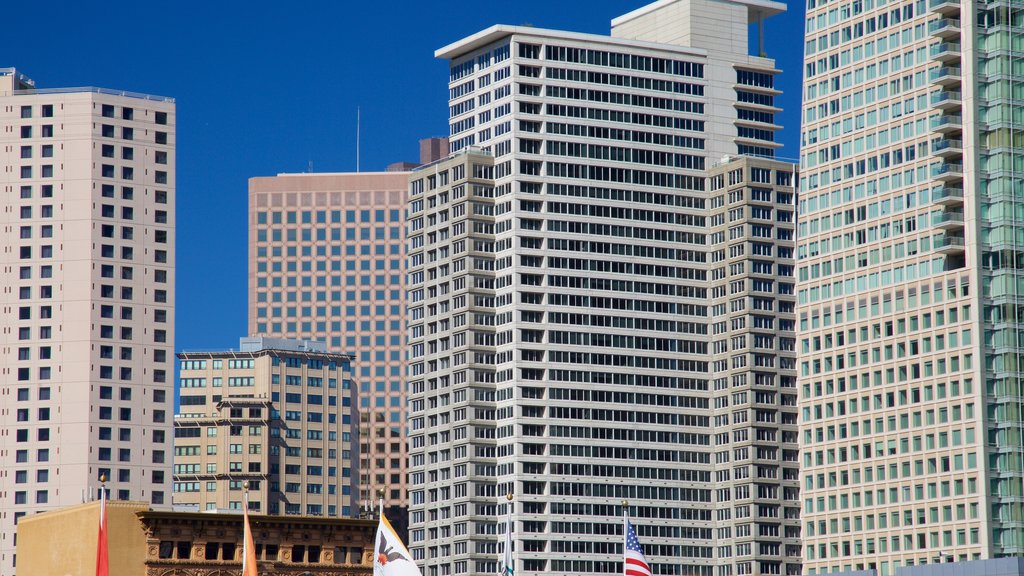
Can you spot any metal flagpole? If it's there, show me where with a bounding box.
[96,474,109,576]
[244,481,249,576]
[504,492,514,576]
[622,500,628,576]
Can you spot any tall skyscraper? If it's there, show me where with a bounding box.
[0,68,175,573]
[173,337,359,517]
[249,171,409,511]
[406,1,801,575]
[795,0,1023,571]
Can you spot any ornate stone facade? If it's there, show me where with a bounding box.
[16,500,374,576]
[138,510,374,576]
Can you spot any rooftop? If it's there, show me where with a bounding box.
[272,170,410,177]
[239,336,326,353]
[1,67,174,102]
[177,336,353,360]
[413,146,493,173]
[13,86,175,102]
[612,0,787,27]
[436,24,707,60]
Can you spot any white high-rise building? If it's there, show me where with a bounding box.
[797,0,1023,572]
[406,2,803,575]
[0,69,175,574]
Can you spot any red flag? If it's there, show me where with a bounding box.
[96,487,108,576]
[242,500,258,576]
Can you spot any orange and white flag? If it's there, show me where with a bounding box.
[374,500,421,576]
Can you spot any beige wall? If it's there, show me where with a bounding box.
[17,500,148,576]
[1,75,176,574]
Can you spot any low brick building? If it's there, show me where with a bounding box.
[17,500,374,575]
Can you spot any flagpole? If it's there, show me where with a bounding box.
[503,492,514,576]
[96,474,109,576]
[243,481,249,576]
[622,500,628,576]
[242,480,257,576]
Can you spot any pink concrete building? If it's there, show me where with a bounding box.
[248,171,409,511]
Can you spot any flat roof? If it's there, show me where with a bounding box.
[248,170,411,194]
[176,348,354,361]
[612,0,787,27]
[436,24,706,61]
[272,171,409,177]
[11,86,174,103]
[138,508,376,529]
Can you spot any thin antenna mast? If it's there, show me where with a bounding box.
[356,106,361,173]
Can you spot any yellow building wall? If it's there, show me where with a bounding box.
[17,500,148,576]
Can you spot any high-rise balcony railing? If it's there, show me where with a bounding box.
[930,90,963,111]
[936,210,965,230]
[934,235,966,254]
[931,114,963,134]
[928,18,962,39]
[929,42,962,63]
[932,138,964,158]
[929,66,962,86]
[932,162,965,180]
[929,0,961,16]
[932,186,965,205]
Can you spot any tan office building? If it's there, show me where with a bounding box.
[0,68,175,574]
[174,337,359,518]
[247,139,447,513]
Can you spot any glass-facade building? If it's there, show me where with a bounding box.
[797,0,1024,572]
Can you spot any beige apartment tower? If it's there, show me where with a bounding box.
[0,68,175,574]
[248,172,409,512]
[173,337,359,517]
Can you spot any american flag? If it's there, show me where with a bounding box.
[624,519,651,576]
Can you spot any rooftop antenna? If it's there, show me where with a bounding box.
[356,106,361,173]
[307,160,313,173]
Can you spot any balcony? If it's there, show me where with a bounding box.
[933,41,962,62]
[934,235,966,255]
[930,90,962,111]
[929,66,962,86]
[932,186,965,205]
[932,138,964,158]
[928,18,962,39]
[936,210,965,230]
[932,162,964,182]
[932,114,963,134]
[929,0,961,16]
[929,42,962,63]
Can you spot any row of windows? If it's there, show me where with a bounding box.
[255,209,402,225]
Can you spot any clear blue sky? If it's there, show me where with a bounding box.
[5,0,804,352]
